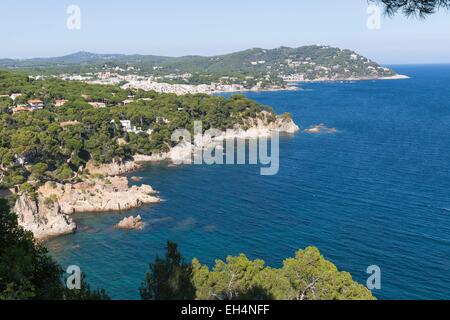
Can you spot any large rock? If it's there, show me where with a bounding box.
[14,194,76,240]
[304,124,337,134]
[86,159,141,176]
[116,215,144,230]
[272,116,300,134]
[39,176,160,215]
[170,141,194,164]
[14,176,160,240]
[133,153,170,162]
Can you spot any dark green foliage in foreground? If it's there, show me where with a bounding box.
[1,199,373,301]
[0,199,109,300]
[142,241,376,300]
[140,242,196,300]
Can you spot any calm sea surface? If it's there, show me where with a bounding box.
[47,65,450,300]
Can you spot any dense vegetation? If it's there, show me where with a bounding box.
[0,70,272,189]
[373,0,450,17]
[0,199,108,300]
[0,46,396,86]
[140,242,375,300]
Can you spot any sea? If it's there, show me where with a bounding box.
[46,65,450,300]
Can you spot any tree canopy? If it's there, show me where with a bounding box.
[373,0,450,17]
[141,241,376,300]
[0,198,108,300]
[140,242,196,300]
[0,70,272,190]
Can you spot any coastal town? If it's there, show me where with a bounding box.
[1,0,448,304]
[58,70,297,95]
[0,46,401,97]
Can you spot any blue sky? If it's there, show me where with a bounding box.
[1,0,450,63]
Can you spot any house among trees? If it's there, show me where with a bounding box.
[55,99,68,107]
[10,93,22,101]
[27,99,44,110]
[88,102,107,108]
[156,117,170,124]
[115,119,153,135]
[121,99,134,105]
[11,105,33,113]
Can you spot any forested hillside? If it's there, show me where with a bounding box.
[0,70,274,189]
[0,46,396,85]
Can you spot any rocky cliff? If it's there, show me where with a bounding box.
[15,176,159,240]
[14,194,76,240]
[38,176,160,214]
[13,113,298,240]
[86,159,142,176]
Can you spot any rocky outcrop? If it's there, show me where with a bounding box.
[14,194,76,240]
[12,112,299,240]
[304,124,337,134]
[272,115,301,134]
[82,115,299,170]
[38,176,160,214]
[86,112,300,171]
[207,112,300,141]
[116,215,144,230]
[133,153,170,163]
[86,159,142,176]
[14,176,159,240]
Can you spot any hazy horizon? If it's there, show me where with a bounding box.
[3,48,450,66]
[1,0,450,64]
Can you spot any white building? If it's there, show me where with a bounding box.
[10,93,22,101]
[118,120,153,135]
[88,102,107,108]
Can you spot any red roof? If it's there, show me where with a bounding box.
[13,106,32,112]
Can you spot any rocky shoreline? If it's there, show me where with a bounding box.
[285,74,410,83]
[119,78,298,95]
[14,176,159,240]
[12,114,299,240]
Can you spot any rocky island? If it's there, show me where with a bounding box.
[116,215,144,230]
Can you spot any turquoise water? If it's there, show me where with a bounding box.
[47,65,450,300]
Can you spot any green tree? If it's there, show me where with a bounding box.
[192,254,272,300]
[54,164,74,181]
[29,163,48,180]
[373,0,450,17]
[281,247,374,300]
[140,241,196,300]
[191,246,375,300]
[0,198,108,300]
[0,200,61,299]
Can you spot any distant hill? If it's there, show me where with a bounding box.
[0,46,397,85]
